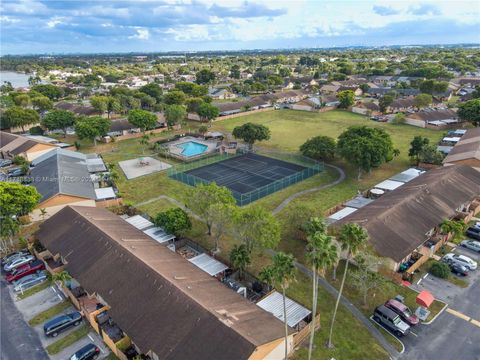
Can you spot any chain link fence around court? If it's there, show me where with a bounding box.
[167,149,324,206]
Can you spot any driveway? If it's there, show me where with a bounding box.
[400,245,480,360]
[13,285,64,321]
[50,332,109,360]
[0,279,49,360]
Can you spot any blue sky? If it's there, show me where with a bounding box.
[1,0,479,54]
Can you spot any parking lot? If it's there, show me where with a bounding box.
[374,243,480,360]
[1,276,109,360]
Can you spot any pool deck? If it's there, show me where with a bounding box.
[166,136,218,160]
[119,157,172,180]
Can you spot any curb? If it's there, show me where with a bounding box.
[422,302,449,325]
[369,316,405,354]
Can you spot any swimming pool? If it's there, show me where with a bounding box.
[177,141,208,157]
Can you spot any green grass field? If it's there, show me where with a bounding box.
[76,109,447,360]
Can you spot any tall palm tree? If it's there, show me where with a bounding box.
[306,231,338,360]
[261,252,297,360]
[230,244,251,280]
[327,223,368,348]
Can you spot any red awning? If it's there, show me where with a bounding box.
[416,290,434,308]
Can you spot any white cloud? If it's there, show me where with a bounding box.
[0,15,20,23]
[128,28,150,40]
[46,17,67,29]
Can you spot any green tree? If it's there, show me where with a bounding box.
[379,94,394,113]
[139,83,163,102]
[154,207,192,236]
[139,134,150,155]
[408,136,430,165]
[458,99,480,126]
[392,112,405,125]
[186,182,236,236]
[414,93,433,109]
[300,136,336,161]
[430,262,450,278]
[128,109,157,133]
[164,90,186,105]
[41,109,76,137]
[196,69,216,84]
[164,104,187,128]
[418,145,445,165]
[350,251,385,306]
[1,106,40,132]
[50,270,72,288]
[74,116,111,147]
[90,95,108,114]
[31,96,53,113]
[198,125,208,135]
[305,222,338,360]
[232,122,271,150]
[198,102,219,124]
[327,223,368,348]
[260,252,297,360]
[337,126,394,180]
[186,97,205,113]
[230,244,251,280]
[336,90,355,109]
[31,84,62,100]
[209,203,236,253]
[14,94,31,107]
[232,206,280,254]
[440,219,466,240]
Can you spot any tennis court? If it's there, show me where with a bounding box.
[169,152,323,205]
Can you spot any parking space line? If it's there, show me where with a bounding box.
[446,308,471,321]
[410,331,418,337]
[56,294,62,301]
[88,334,94,342]
[470,319,480,328]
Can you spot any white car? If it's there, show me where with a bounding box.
[461,240,480,253]
[442,253,477,271]
[3,255,35,272]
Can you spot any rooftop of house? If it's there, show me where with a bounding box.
[336,165,480,262]
[443,128,480,164]
[406,108,458,122]
[36,206,287,360]
[30,148,96,203]
[0,131,58,156]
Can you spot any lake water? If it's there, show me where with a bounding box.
[0,71,32,88]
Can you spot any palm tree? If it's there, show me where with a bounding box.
[327,223,368,348]
[261,252,297,360]
[230,244,251,280]
[306,231,338,360]
[50,270,72,288]
[440,219,466,242]
[139,134,150,154]
[39,208,48,221]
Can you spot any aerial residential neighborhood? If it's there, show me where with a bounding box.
[1,1,480,360]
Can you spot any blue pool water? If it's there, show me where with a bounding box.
[177,141,208,157]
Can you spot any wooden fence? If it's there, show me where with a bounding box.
[292,314,321,348]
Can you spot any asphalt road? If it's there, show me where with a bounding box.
[0,280,49,360]
[400,246,480,360]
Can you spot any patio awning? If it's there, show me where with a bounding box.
[256,291,311,328]
[95,187,116,200]
[124,215,154,230]
[188,253,228,277]
[143,226,175,244]
[374,179,404,191]
[327,207,358,223]
[416,290,434,308]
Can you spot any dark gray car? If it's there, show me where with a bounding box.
[44,312,82,337]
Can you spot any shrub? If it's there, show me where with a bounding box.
[29,126,44,135]
[430,261,450,279]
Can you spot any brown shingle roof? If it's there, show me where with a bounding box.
[407,109,458,122]
[0,131,56,157]
[443,128,480,164]
[36,206,286,360]
[336,166,480,262]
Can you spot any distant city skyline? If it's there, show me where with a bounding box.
[1,0,479,55]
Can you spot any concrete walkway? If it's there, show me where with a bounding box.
[272,164,346,215]
[265,249,400,359]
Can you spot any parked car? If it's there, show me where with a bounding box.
[69,343,100,360]
[0,159,13,168]
[461,239,480,253]
[373,305,410,337]
[1,249,30,266]
[465,227,480,241]
[7,167,25,178]
[450,264,469,277]
[13,271,47,293]
[442,253,477,270]
[3,254,35,272]
[384,299,419,326]
[44,311,82,337]
[5,260,45,282]
[472,222,480,231]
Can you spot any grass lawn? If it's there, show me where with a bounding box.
[17,281,51,300]
[28,301,71,326]
[46,325,89,355]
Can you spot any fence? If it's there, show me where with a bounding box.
[168,149,323,206]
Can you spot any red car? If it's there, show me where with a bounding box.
[5,260,45,283]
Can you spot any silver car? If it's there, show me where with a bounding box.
[13,271,47,293]
[4,255,35,272]
[442,253,478,270]
[461,240,480,253]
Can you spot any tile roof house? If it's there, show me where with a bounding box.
[0,131,59,161]
[336,165,480,271]
[443,128,480,169]
[36,206,291,360]
[29,149,96,219]
[55,102,99,116]
[405,109,459,128]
